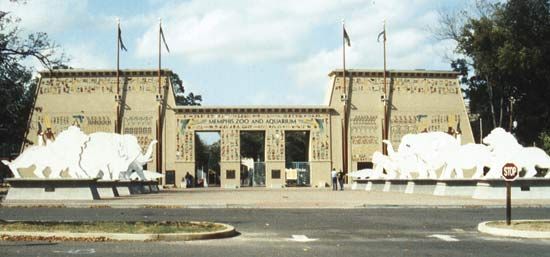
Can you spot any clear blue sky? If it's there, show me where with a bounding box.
[2,0,472,106]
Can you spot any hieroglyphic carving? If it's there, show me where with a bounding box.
[350,114,380,161]
[389,113,463,146]
[176,118,194,162]
[122,114,155,150]
[38,77,169,95]
[221,130,239,161]
[335,76,460,95]
[266,130,285,161]
[310,118,330,161]
[175,113,331,162]
[29,112,115,147]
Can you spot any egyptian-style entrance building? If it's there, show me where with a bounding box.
[23,68,474,188]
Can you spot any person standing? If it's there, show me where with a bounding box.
[185,172,193,188]
[331,168,338,190]
[337,170,344,191]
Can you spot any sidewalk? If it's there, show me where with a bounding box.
[3,187,550,209]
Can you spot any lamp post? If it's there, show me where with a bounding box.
[509,96,516,133]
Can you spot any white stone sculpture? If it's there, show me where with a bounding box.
[371,151,398,179]
[365,127,550,180]
[347,169,374,180]
[124,139,157,180]
[483,127,550,178]
[440,143,492,179]
[2,126,159,181]
[397,132,459,179]
[383,140,426,179]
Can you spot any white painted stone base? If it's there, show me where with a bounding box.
[5,178,99,201]
[382,181,391,192]
[365,182,373,191]
[97,187,116,198]
[116,186,131,196]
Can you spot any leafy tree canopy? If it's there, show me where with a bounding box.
[0,1,66,157]
[170,73,202,106]
[437,0,550,146]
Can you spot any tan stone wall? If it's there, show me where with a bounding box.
[173,111,332,187]
[24,68,473,187]
[328,70,474,174]
[25,70,175,178]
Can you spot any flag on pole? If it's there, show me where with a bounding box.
[377,21,386,42]
[343,26,351,47]
[160,25,170,53]
[377,29,386,42]
[118,24,128,51]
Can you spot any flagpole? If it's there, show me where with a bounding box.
[342,20,348,176]
[158,18,162,96]
[157,18,163,175]
[116,18,121,134]
[382,20,388,155]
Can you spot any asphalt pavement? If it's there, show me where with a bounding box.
[1,207,549,256]
[3,187,550,209]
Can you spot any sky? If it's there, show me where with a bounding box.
[1,0,472,106]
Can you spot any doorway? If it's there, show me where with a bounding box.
[195,131,221,187]
[285,131,310,186]
[240,131,265,187]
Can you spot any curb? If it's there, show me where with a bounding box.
[3,202,550,209]
[0,222,237,241]
[478,220,550,239]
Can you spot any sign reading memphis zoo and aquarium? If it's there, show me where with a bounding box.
[175,113,331,163]
[205,118,299,125]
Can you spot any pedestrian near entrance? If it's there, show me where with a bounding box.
[337,170,344,191]
[185,172,193,188]
[331,168,338,190]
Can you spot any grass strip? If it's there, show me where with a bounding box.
[489,221,550,232]
[0,221,224,234]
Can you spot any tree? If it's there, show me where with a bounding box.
[170,73,202,106]
[0,2,66,157]
[437,0,550,146]
[240,131,264,161]
[285,131,309,167]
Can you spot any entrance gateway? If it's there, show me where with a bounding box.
[174,107,331,188]
[22,69,474,188]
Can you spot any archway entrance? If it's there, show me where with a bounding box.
[240,131,265,187]
[285,131,310,186]
[195,131,221,187]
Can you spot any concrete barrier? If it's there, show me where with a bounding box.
[355,179,437,194]
[365,179,390,192]
[473,178,550,199]
[144,180,160,193]
[115,181,132,196]
[5,178,100,201]
[404,180,438,194]
[96,180,119,198]
[387,180,408,193]
[351,181,367,190]
[355,178,550,200]
[433,179,479,197]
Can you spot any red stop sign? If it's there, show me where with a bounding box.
[502,163,518,181]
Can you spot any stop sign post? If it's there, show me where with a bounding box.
[502,163,518,225]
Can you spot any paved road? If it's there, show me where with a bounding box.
[0,207,549,256]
